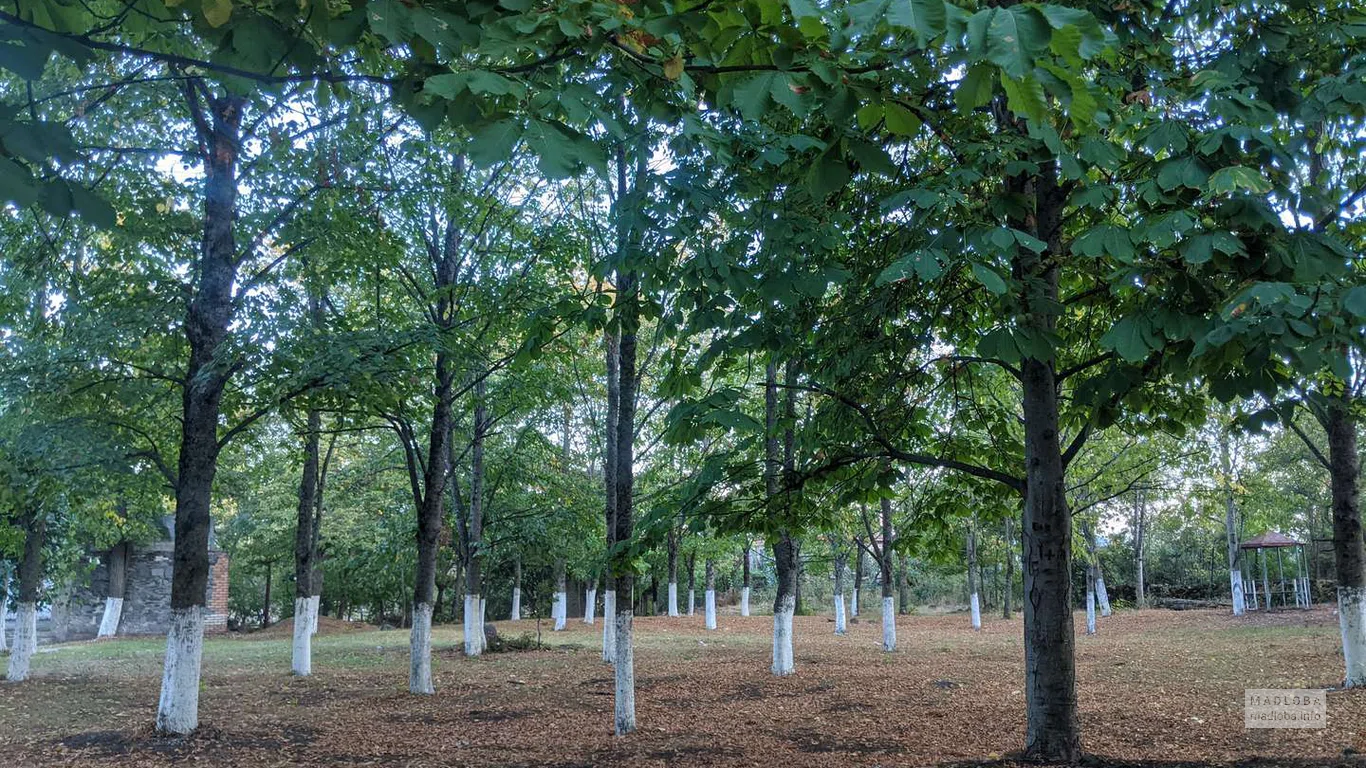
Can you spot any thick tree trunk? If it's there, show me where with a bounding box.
[7,511,44,682]
[99,541,128,639]
[897,553,911,615]
[767,361,796,675]
[584,579,597,625]
[1007,153,1081,762]
[553,559,567,631]
[155,92,245,736]
[511,558,522,621]
[667,515,680,616]
[1327,397,1366,686]
[465,379,488,657]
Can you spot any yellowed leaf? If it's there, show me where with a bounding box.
[203,0,233,28]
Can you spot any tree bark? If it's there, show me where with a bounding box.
[1133,489,1147,609]
[880,497,896,652]
[156,91,246,736]
[833,544,847,635]
[99,541,129,639]
[6,509,44,682]
[293,407,321,675]
[602,328,620,662]
[967,518,981,630]
[465,377,488,656]
[704,559,717,630]
[612,264,639,735]
[853,538,864,617]
[667,513,680,616]
[741,544,752,616]
[1003,516,1014,620]
[767,360,796,675]
[1220,428,1248,615]
[1326,395,1366,686]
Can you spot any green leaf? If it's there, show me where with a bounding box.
[425,71,524,98]
[955,63,995,112]
[1000,75,1046,122]
[1344,286,1366,318]
[1206,165,1273,195]
[367,0,413,42]
[883,102,922,136]
[68,183,116,228]
[985,6,1050,80]
[972,263,1007,294]
[887,0,948,47]
[733,72,780,121]
[468,119,522,166]
[1100,316,1155,362]
[806,148,851,199]
[0,42,51,80]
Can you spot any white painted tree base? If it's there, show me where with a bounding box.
[1097,575,1112,617]
[1230,567,1247,616]
[969,592,981,630]
[601,590,616,663]
[1085,585,1097,635]
[409,602,434,694]
[553,591,567,631]
[584,588,597,624]
[741,586,750,617]
[881,597,896,652]
[0,598,8,652]
[155,607,204,734]
[614,610,635,735]
[687,590,695,616]
[851,590,858,617]
[464,594,485,657]
[6,602,37,682]
[1339,586,1366,687]
[292,597,313,675]
[98,596,124,638]
[771,598,795,676]
[511,587,521,621]
[705,589,717,630]
[667,582,679,617]
[834,594,846,635]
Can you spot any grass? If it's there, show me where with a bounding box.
[1,606,1363,766]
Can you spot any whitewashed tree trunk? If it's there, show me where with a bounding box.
[1085,577,1097,635]
[292,597,313,675]
[834,593,846,635]
[309,595,320,635]
[553,591,567,631]
[881,596,896,652]
[1230,568,1247,616]
[464,594,485,657]
[970,592,981,630]
[770,594,795,676]
[601,589,616,663]
[409,602,434,694]
[850,589,858,617]
[1340,586,1366,686]
[511,587,521,621]
[98,597,125,639]
[1097,574,1112,617]
[0,598,8,652]
[154,607,204,733]
[705,590,717,630]
[667,582,679,617]
[613,608,635,734]
[5,602,37,682]
[740,586,750,617]
[584,588,597,624]
[687,589,695,616]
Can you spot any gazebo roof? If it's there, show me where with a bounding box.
[1239,531,1302,549]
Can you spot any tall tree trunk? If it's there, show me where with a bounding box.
[1133,489,1147,610]
[704,559,717,630]
[6,510,44,682]
[667,514,680,616]
[293,408,321,675]
[155,91,246,735]
[1003,516,1014,620]
[612,264,639,735]
[880,497,896,652]
[262,565,272,627]
[896,552,910,615]
[767,360,796,676]
[967,518,981,630]
[1221,429,1247,615]
[740,544,752,616]
[1012,157,1081,762]
[1326,396,1366,686]
[511,558,522,621]
[602,329,619,662]
[853,539,864,617]
[832,544,847,635]
[465,377,488,656]
[686,552,696,616]
[553,558,567,631]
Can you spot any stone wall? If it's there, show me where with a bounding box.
[51,543,230,642]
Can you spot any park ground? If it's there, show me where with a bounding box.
[0,606,1363,767]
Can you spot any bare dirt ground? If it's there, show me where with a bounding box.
[1,606,1363,767]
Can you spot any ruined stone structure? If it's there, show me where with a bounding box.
[51,517,230,642]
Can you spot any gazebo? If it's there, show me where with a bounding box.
[1239,531,1312,610]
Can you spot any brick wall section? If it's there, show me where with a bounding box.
[206,552,230,632]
